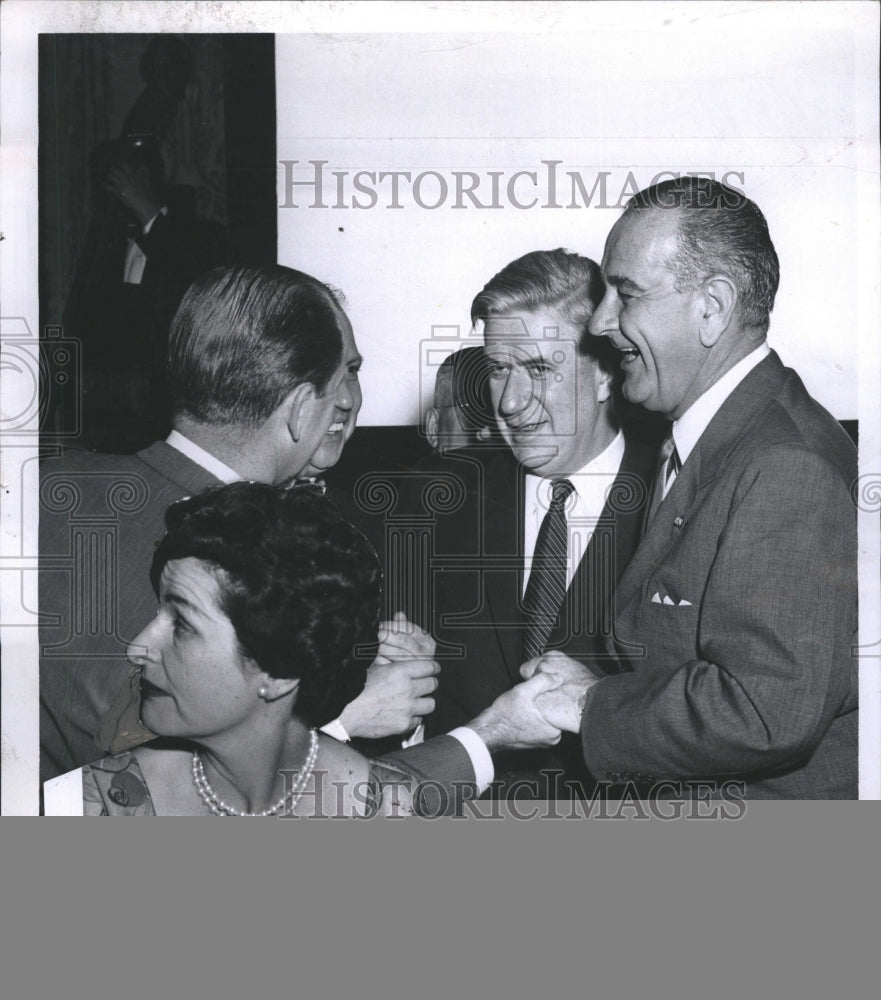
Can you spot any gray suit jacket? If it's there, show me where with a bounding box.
[39,442,478,806]
[581,352,858,798]
[39,442,221,782]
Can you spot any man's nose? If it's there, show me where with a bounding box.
[335,381,355,411]
[588,290,619,338]
[498,369,534,416]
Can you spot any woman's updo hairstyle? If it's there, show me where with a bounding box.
[151,482,381,727]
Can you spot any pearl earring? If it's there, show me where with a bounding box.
[258,685,269,700]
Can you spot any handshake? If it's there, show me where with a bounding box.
[340,612,599,752]
[469,651,600,753]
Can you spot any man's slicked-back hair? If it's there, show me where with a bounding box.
[471,248,615,369]
[168,264,346,428]
[624,176,780,333]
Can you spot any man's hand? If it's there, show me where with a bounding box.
[468,673,565,752]
[105,161,163,228]
[376,611,436,661]
[338,614,439,739]
[520,651,599,733]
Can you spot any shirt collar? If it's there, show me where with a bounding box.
[672,343,770,466]
[166,430,242,484]
[525,429,625,505]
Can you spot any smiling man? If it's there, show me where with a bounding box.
[419,249,655,798]
[524,177,858,798]
[39,264,439,783]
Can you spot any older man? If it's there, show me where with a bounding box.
[39,264,439,783]
[525,177,858,798]
[414,249,655,796]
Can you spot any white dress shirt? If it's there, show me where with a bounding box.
[663,343,770,499]
[123,206,168,285]
[164,430,493,791]
[522,431,626,596]
[166,429,241,483]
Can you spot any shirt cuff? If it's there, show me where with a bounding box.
[447,727,494,794]
[320,718,351,743]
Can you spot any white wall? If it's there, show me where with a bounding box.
[277,16,867,424]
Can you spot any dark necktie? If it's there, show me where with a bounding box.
[522,478,575,661]
[645,432,680,527]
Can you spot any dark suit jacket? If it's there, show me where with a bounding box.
[407,439,655,734]
[39,442,221,783]
[582,352,858,798]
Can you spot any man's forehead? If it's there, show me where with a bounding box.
[483,313,580,354]
[603,208,680,273]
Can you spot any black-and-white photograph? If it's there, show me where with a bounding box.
[1,1,878,819]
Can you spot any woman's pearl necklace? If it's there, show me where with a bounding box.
[191,728,319,817]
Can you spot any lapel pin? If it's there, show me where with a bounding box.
[673,516,684,528]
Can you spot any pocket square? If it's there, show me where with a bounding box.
[651,591,693,607]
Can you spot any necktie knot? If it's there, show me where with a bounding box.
[658,433,680,486]
[549,477,575,510]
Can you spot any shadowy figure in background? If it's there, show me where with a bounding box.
[59,37,228,453]
[424,347,495,455]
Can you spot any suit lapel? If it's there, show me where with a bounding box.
[549,436,655,666]
[482,453,529,685]
[616,351,788,613]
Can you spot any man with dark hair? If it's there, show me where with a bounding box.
[418,249,655,797]
[39,264,439,783]
[521,177,858,798]
[424,348,494,454]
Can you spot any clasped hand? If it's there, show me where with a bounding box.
[339,612,439,739]
[521,651,599,735]
[469,652,599,752]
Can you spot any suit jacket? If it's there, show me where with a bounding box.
[57,190,229,452]
[582,352,858,799]
[404,438,655,740]
[39,442,221,783]
[39,443,480,801]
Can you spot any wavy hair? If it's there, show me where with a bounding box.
[151,482,381,727]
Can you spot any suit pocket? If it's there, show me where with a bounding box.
[636,596,701,632]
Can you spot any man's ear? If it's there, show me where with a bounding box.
[595,366,615,404]
[697,275,737,348]
[425,408,440,450]
[280,382,319,442]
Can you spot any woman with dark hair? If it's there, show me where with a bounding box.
[44,482,430,816]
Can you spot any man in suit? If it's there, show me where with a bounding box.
[522,177,858,798]
[416,250,655,796]
[39,264,441,784]
[58,135,229,452]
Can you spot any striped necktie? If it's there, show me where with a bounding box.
[645,433,680,527]
[522,478,575,661]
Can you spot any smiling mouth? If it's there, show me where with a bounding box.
[617,347,641,366]
[327,420,346,435]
